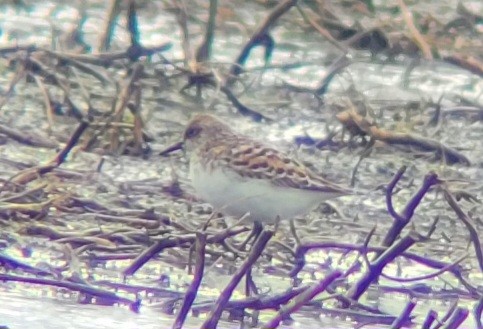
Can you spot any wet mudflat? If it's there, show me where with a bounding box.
[0,1,482,328]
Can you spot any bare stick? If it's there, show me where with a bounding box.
[123,226,247,276]
[98,0,122,51]
[0,273,139,312]
[389,299,416,329]
[474,297,483,329]
[397,0,433,59]
[385,166,407,222]
[443,188,483,272]
[201,229,273,329]
[440,307,470,329]
[383,170,440,248]
[8,119,90,186]
[172,233,206,329]
[295,4,347,53]
[422,310,438,329]
[227,0,298,85]
[173,0,193,66]
[195,0,217,62]
[0,65,26,111]
[261,271,342,329]
[347,231,422,302]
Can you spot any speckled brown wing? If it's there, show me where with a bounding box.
[226,138,352,195]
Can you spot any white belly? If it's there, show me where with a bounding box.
[189,157,326,224]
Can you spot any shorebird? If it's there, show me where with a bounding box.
[178,114,353,244]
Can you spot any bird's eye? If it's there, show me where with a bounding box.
[185,126,202,139]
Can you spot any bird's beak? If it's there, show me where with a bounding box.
[159,141,184,156]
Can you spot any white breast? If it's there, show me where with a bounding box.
[189,155,325,224]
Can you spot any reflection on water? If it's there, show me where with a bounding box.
[0,290,184,329]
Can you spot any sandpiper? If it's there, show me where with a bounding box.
[179,114,353,240]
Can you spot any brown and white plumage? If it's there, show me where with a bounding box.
[183,114,352,224]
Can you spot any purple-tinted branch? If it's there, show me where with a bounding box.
[123,226,246,276]
[94,280,183,299]
[201,229,273,329]
[389,299,416,329]
[295,241,462,276]
[172,233,206,329]
[422,310,438,329]
[380,253,467,283]
[474,296,482,329]
[316,306,398,325]
[434,301,459,329]
[0,252,55,277]
[191,285,399,325]
[377,283,473,299]
[295,239,480,297]
[359,225,377,271]
[191,286,309,313]
[449,271,481,298]
[123,236,188,276]
[443,189,483,272]
[386,165,407,223]
[261,271,342,329]
[347,231,420,302]
[0,273,139,312]
[441,307,469,329]
[401,172,439,219]
[383,171,440,247]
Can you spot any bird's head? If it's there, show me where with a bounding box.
[182,114,233,153]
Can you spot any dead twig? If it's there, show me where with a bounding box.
[97,0,122,52]
[337,109,471,165]
[444,54,483,77]
[172,233,206,329]
[443,188,483,272]
[226,0,298,85]
[201,229,273,329]
[397,0,433,59]
[346,230,423,303]
[383,169,440,248]
[195,0,217,62]
[389,299,416,329]
[0,273,140,312]
[295,4,347,53]
[7,119,89,186]
[123,226,248,276]
[261,271,342,329]
[0,124,58,149]
[0,64,26,111]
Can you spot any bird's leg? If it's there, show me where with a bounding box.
[289,219,305,284]
[239,221,263,251]
[289,219,301,247]
[242,222,265,298]
[245,267,260,326]
[274,215,281,232]
[245,267,259,296]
